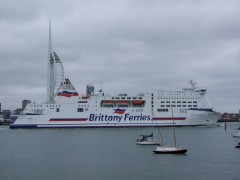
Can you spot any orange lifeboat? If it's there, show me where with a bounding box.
[82,96,89,99]
[102,100,116,106]
[117,100,129,105]
[132,100,145,106]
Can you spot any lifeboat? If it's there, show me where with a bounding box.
[82,96,89,99]
[117,100,129,106]
[101,100,116,106]
[132,100,145,106]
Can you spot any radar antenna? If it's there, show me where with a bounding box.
[189,79,197,89]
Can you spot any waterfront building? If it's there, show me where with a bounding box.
[2,110,11,119]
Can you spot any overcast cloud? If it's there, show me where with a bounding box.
[1,0,240,113]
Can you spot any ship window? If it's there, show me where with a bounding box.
[179,109,187,113]
[56,108,60,112]
[77,108,84,112]
[161,105,165,107]
[34,109,43,114]
[177,105,181,107]
[193,105,197,107]
[158,108,169,112]
[78,101,87,103]
[193,101,197,103]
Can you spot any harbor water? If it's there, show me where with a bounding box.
[0,123,239,180]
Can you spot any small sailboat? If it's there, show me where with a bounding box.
[136,115,164,145]
[232,127,240,138]
[153,147,187,154]
[232,111,240,138]
[136,133,163,145]
[153,109,187,154]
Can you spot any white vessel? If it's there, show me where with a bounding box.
[232,127,240,138]
[153,110,187,154]
[10,25,221,129]
[136,133,163,145]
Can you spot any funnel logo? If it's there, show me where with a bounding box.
[114,109,125,114]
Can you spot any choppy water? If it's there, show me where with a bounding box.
[0,123,239,180]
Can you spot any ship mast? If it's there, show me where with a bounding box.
[46,22,64,102]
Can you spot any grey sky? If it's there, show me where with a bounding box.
[0,0,240,113]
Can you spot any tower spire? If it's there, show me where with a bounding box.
[46,22,64,102]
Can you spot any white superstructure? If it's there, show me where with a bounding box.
[10,27,221,129]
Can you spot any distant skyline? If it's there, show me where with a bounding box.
[0,0,240,113]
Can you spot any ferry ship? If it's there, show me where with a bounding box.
[10,25,221,128]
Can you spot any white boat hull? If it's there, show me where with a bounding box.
[232,131,240,138]
[10,111,221,128]
[136,140,162,145]
[10,109,221,129]
[153,147,187,154]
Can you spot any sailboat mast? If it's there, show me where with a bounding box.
[239,109,240,123]
[172,108,177,147]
